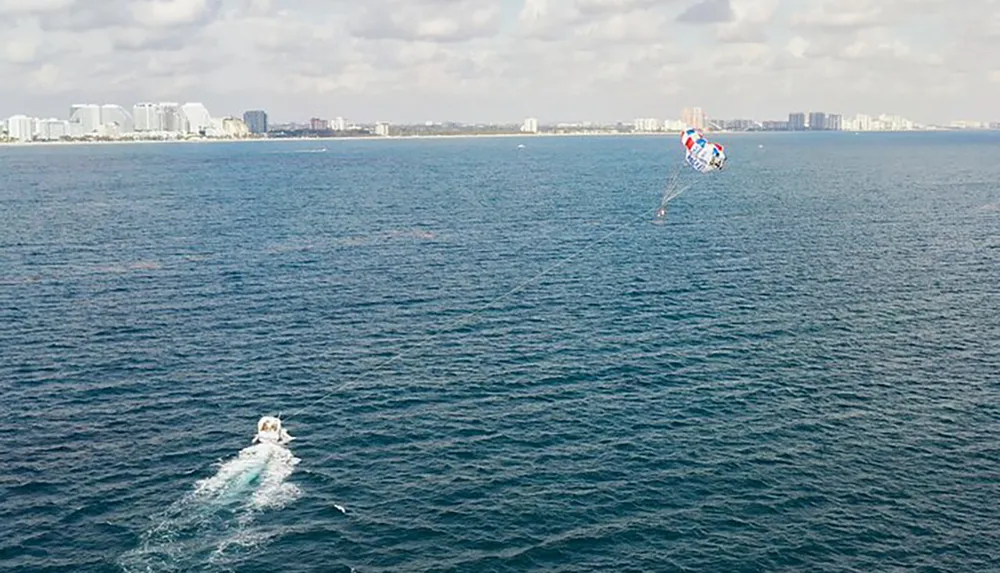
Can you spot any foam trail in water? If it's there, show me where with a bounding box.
[118,442,301,572]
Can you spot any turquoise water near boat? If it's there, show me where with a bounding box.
[2,132,999,572]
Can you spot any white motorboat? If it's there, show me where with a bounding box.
[253,416,294,446]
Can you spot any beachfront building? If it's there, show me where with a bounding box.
[221,117,249,138]
[663,119,686,132]
[243,110,268,134]
[70,104,102,135]
[520,117,538,133]
[682,107,706,130]
[133,103,163,132]
[181,102,212,135]
[808,112,826,131]
[788,112,806,130]
[633,118,660,132]
[160,102,185,133]
[37,118,71,140]
[6,115,36,142]
[101,104,134,134]
[840,113,915,131]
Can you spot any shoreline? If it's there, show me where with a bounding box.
[0,131,673,148]
[0,128,967,148]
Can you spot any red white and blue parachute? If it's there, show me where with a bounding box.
[656,126,726,218]
[680,127,726,173]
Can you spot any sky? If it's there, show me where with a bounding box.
[0,0,997,124]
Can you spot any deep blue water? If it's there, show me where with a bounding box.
[1,132,999,572]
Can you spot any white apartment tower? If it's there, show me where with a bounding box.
[663,119,686,131]
[221,117,249,138]
[6,115,36,142]
[160,102,185,133]
[133,103,163,131]
[37,119,71,140]
[633,118,660,132]
[70,104,102,134]
[101,105,134,133]
[181,102,212,134]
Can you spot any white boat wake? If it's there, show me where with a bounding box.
[119,417,302,572]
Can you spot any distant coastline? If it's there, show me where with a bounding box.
[0,130,667,147]
[0,127,977,148]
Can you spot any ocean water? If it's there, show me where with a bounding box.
[1,132,998,573]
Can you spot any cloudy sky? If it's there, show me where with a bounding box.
[0,0,996,124]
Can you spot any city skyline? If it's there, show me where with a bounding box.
[8,94,988,143]
[0,95,978,135]
[0,92,951,129]
[0,1,998,124]
[0,95,937,125]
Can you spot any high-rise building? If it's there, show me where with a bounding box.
[716,119,757,131]
[633,118,660,132]
[100,104,133,133]
[788,112,806,130]
[331,116,347,131]
[310,117,328,130]
[133,103,163,131]
[855,114,872,131]
[825,114,842,131]
[682,107,706,130]
[520,117,538,133]
[181,102,212,134]
[663,119,686,131]
[221,117,249,138]
[160,102,185,133]
[375,121,391,136]
[69,104,102,134]
[37,118,70,140]
[6,115,36,142]
[808,112,826,131]
[243,110,268,134]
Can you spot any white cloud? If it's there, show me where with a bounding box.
[517,0,580,40]
[786,36,809,59]
[1,18,42,63]
[0,0,76,14]
[353,0,501,42]
[574,0,670,15]
[130,0,216,28]
[677,0,734,24]
[791,0,884,29]
[716,0,778,43]
[0,0,998,124]
[571,9,672,44]
[30,62,61,90]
